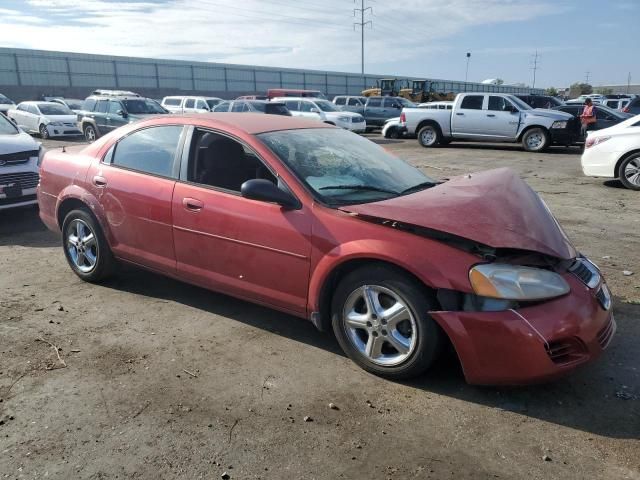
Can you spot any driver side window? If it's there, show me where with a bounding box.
[300,101,315,112]
[186,129,276,192]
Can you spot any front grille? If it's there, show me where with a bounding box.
[546,338,586,365]
[0,150,38,166]
[0,172,40,190]
[0,193,36,206]
[569,258,600,288]
[352,117,364,123]
[597,317,615,349]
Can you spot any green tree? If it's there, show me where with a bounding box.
[569,82,593,98]
[595,87,613,95]
[495,79,505,85]
[545,87,558,96]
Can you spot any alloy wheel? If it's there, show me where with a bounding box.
[66,219,98,273]
[85,126,96,143]
[624,157,640,186]
[39,124,49,139]
[342,285,418,366]
[526,133,543,149]
[420,128,436,146]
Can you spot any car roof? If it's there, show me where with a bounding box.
[147,112,333,134]
[271,97,323,102]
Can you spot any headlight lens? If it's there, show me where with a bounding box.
[469,264,570,301]
[551,121,567,129]
[338,116,350,122]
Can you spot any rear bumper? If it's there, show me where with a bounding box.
[581,148,618,178]
[431,274,614,385]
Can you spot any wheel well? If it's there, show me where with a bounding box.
[316,258,439,331]
[57,198,90,228]
[615,149,640,178]
[324,121,335,126]
[81,120,96,131]
[517,124,549,142]
[416,120,442,135]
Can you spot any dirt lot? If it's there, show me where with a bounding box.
[1,136,639,479]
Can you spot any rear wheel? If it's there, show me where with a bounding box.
[619,153,640,191]
[522,127,549,152]
[39,124,49,139]
[331,265,443,379]
[84,124,97,143]
[417,124,441,147]
[62,209,115,282]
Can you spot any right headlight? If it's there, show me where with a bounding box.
[551,120,568,129]
[469,263,570,301]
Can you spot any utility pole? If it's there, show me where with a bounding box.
[585,71,591,84]
[465,52,471,83]
[530,50,540,89]
[353,0,372,75]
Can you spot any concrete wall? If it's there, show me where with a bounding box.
[0,47,544,102]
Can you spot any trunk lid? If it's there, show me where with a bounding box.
[340,168,576,260]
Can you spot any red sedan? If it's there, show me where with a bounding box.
[37,114,615,385]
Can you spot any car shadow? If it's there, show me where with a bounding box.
[603,179,627,190]
[438,143,582,155]
[0,206,59,247]
[104,265,638,440]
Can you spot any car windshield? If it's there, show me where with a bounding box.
[0,113,18,134]
[65,100,83,110]
[38,104,72,115]
[122,99,167,114]
[315,100,340,112]
[206,99,221,108]
[0,95,13,105]
[258,128,436,205]
[508,96,532,110]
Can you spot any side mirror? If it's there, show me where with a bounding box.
[117,109,128,118]
[241,179,299,209]
[310,108,320,113]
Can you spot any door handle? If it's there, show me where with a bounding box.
[183,197,204,211]
[456,112,464,116]
[487,114,496,117]
[92,175,107,187]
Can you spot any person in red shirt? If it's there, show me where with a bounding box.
[580,98,597,138]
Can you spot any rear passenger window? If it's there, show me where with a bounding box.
[348,98,361,106]
[185,98,195,108]
[83,98,97,111]
[164,98,181,106]
[367,98,382,107]
[112,126,183,178]
[460,96,484,110]
[334,97,346,105]
[96,100,109,113]
[231,102,245,112]
[284,100,299,111]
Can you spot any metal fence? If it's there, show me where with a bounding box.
[0,47,543,101]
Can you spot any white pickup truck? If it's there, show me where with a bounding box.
[400,93,576,152]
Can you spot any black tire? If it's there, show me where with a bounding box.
[619,153,640,191]
[39,124,49,139]
[84,124,97,143]
[61,209,115,282]
[388,128,400,139]
[417,124,441,148]
[331,264,443,379]
[522,127,549,152]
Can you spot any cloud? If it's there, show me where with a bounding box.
[0,0,562,73]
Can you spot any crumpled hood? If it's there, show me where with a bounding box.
[0,130,40,155]
[340,168,576,260]
[524,108,573,121]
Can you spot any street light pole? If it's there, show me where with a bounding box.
[465,52,471,84]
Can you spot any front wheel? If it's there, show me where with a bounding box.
[522,127,549,152]
[619,153,640,191]
[39,124,49,139]
[417,124,441,147]
[62,209,115,282]
[83,124,97,143]
[331,265,443,379]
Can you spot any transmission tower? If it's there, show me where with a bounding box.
[530,51,540,89]
[353,0,372,75]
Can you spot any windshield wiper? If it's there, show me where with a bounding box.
[400,181,440,194]
[318,184,399,195]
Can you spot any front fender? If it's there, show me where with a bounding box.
[307,236,478,314]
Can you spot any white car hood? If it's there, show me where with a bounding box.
[0,130,40,155]
[325,111,363,119]
[45,114,78,123]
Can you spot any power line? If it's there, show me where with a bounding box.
[530,50,540,88]
[353,0,372,75]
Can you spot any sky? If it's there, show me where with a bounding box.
[0,0,637,89]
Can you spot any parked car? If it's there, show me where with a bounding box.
[553,104,633,141]
[0,111,42,210]
[332,96,368,115]
[363,96,415,128]
[161,96,223,113]
[48,98,84,113]
[7,101,81,139]
[381,117,406,139]
[212,100,290,116]
[76,91,168,142]
[515,94,563,109]
[267,88,325,99]
[37,114,614,385]
[603,98,630,111]
[401,93,575,152]
[623,97,640,116]
[272,97,365,132]
[0,93,16,115]
[236,95,268,100]
[581,114,640,190]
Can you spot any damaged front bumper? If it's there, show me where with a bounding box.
[430,273,614,385]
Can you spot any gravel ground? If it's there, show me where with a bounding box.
[0,135,638,479]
